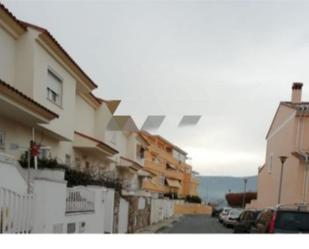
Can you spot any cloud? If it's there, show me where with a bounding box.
[5,0,309,176]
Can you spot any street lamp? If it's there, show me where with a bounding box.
[278,156,288,205]
[242,178,248,208]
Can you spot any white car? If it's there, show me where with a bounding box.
[218,207,231,223]
[223,208,243,227]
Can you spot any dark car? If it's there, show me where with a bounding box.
[212,208,223,218]
[251,204,309,233]
[234,209,260,233]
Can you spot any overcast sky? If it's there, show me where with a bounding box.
[4,0,309,176]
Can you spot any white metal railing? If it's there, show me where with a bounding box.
[0,187,33,233]
[65,187,95,214]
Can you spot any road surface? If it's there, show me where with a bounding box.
[158,215,232,233]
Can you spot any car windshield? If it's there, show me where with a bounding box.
[222,208,231,214]
[275,211,309,232]
[230,209,242,216]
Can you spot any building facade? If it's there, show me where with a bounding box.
[0,2,199,200]
[250,83,309,208]
[141,131,199,198]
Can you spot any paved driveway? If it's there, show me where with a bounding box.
[158,215,232,233]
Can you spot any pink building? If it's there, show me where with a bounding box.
[250,83,309,209]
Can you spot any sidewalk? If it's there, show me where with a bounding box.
[136,215,182,233]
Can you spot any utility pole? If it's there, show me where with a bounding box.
[242,178,248,208]
[278,156,288,205]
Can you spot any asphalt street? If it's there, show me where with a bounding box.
[158,215,232,234]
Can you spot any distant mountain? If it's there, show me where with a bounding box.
[197,176,257,207]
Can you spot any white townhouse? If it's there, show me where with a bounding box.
[0,3,150,188]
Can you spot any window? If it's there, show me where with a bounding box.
[39,146,50,160]
[159,175,165,186]
[138,198,146,210]
[79,222,86,233]
[67,223,76,233]
[136,145,145,160]
[268,153,273,174]
[0,130,5,151]
[47,69,62,106]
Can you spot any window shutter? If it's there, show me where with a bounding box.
[47,70,62,94]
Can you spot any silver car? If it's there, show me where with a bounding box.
[223,208,243,227]
[218,207,232,223]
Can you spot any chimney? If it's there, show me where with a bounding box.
[291,82,303,103]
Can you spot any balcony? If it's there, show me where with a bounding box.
[165,169,183,180]
[142,179,168,193]
[149,145,178,165]
[148,145,189,172]
[144,160,165,174]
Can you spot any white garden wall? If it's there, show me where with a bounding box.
[0,153,27,194]
[103,188,115,233]
[118,197,129,233]
[150,199,175,224]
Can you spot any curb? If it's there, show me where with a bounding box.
[136,215,182,234]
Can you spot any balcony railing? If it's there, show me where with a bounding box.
[65,187,95,214]
[144,160,165,173]
[165,169,183,180]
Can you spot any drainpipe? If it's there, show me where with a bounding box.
[303,156,309,204]
[32,128,38,170]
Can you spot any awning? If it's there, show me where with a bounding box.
[166,163,177,170]
[73,131,118,159]
[137,169,151,177]
[166,178,181,188]
[117,156,142,173]
[292,151,309,161]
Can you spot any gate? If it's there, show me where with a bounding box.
[0,187,33,233]
[118,197,129,233]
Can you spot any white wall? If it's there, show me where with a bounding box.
[94,103,113,142]
[0,27,16,85]
[0,153,27,194]
[75,94,96,136]
[118,197,129,233]
[32,179,67,233]
[14,29,35,97]
[64,186,106,233]
[150,199,175,224]
[103,188,115,233]
[33,36,77,141]
[32,177,110,233]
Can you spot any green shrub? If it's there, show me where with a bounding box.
[185,195,202,203]
[18,152,122,190]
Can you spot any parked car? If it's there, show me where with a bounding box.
[250,208,274,233]
[234,209,260,233]
[251,204,309,233]
[212,208,223,218]
[218,207,231,223]
[223,208,243,228]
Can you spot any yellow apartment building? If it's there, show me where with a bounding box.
[140,131,199,198]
